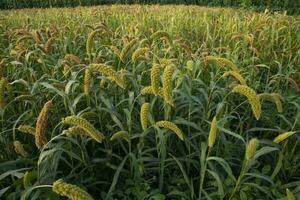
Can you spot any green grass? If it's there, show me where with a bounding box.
[0,5,300,200]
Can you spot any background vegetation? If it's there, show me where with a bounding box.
[0,0,300,14]
[0,5,300,200]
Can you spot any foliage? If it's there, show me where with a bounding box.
[0,0,300,14]
[0,5,300,200]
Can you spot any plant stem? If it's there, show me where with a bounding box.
[198,146,210,200]
[229,159,248,200]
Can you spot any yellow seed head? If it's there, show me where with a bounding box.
[45,27,52,38]
[35,100,52,149]
[31,30,42,43]
[140,103,150,131]
[162,65,174,106]
[206,56,239,72]
[140,86,164,97]
[44,37,54,54]
[259,93,283,113]
[141,86,154,95]
[286,188,296,200]
[79,112,98,119]
[84,69,91,96]
[273,131,296,144]
[90,64,124,88]
[150,31,171,44]
[64,126,89,137]
[18,125,35,136]
[186,60,193,71]
[99,79,106,89]
[119,38,138,63]
[232,85,261,120]
[62,116,105,143]
[110,46,121,58]
[52,179,94,200]
[110,131,129,142]
[208,116,217,148]
[64,54,81,64]
[272,93,283,113]
[150,64,162,95]
[159,58,172,67]
[223,71,247,85]
[156,120,184,141]
[245,138,259,160]
[132,47,149,62]
[86,30,99,56]
[13,140,28,157]
[63,64,71,77]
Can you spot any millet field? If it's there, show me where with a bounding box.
[0,5,300,200]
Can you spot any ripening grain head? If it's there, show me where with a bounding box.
[63,63,71,77]
[156,120,184,141]
[52,179,94,200]
[208,116,217,148]
[84,69,91,96]
[232,85,261,120]
[273,131,296,144]
[162,65,175,106]
[110,131,129,142]
[140,103,150,131]
[13,140,28,157]
[223,71,247,85]
[246,138,259,160]
[271,93,283,113]
[186,60,193,71]
[62,115,104,143]
[159,58,172,67]
[140,86,164,97]
[286,188,296,200]
[119,38,138,63]
[35,100,52,149]
[150,64,162,95]
[150,31,172,45]
[258,92,283,113]
[64,54,81,64]
[64,126,89,137]
[31,30,42,43]
[206,56,239,72]
[86,30,100,56]
[99,79,106,89]
[18,125,35,136]
[44,37,54,54]
[110,46,121,58]
[90,64,124,88]
[131,47,149,62]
